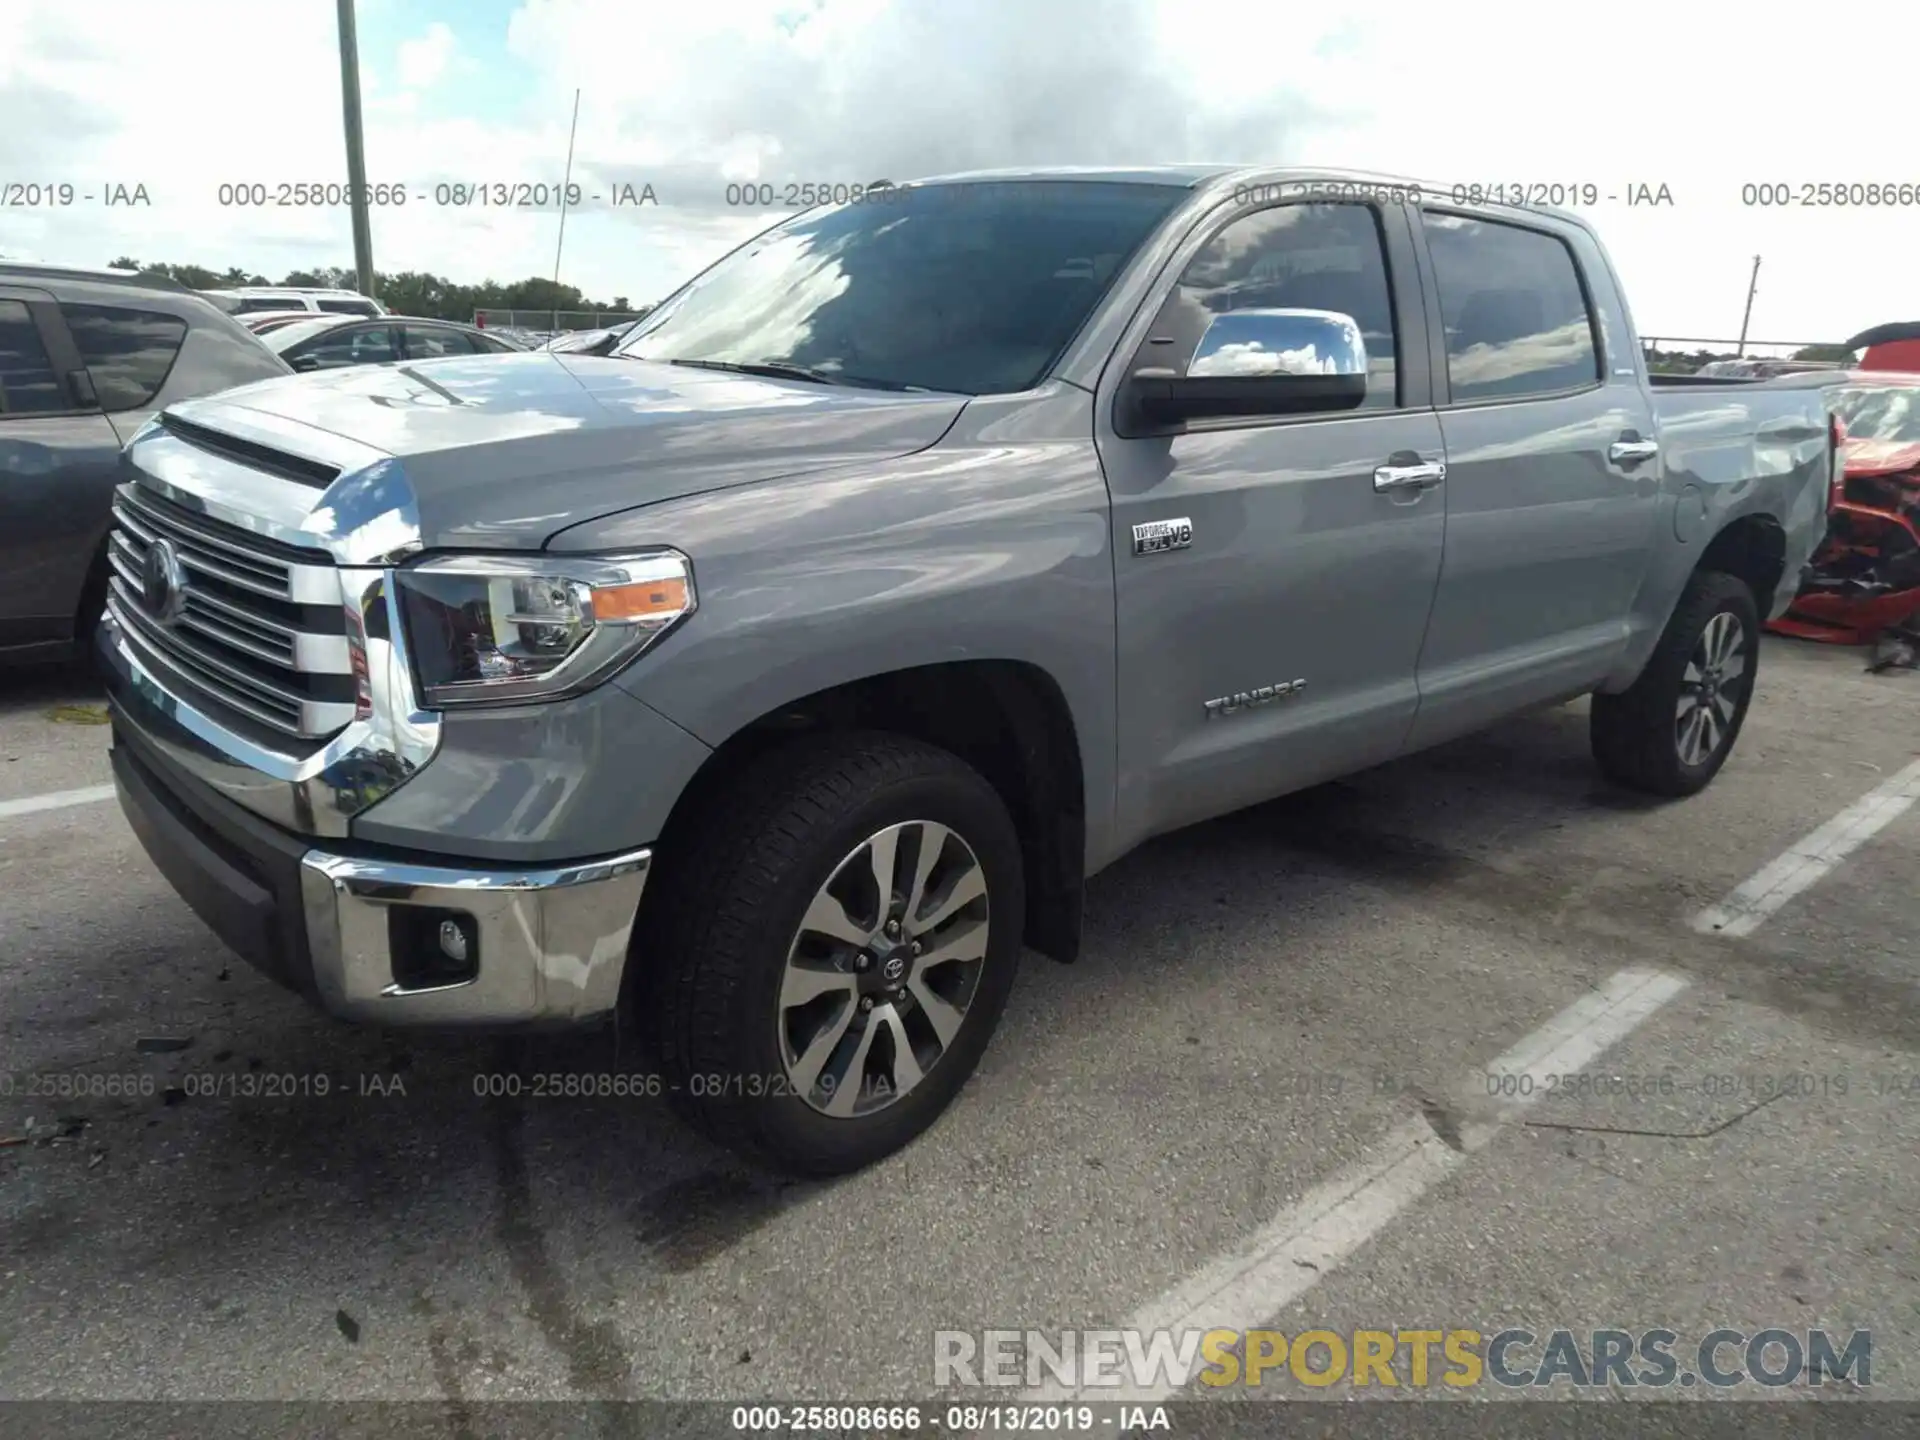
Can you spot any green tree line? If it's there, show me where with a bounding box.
[108,258,643,321]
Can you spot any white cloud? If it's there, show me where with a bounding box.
[396,22,456,89]
[2,0,1917,341]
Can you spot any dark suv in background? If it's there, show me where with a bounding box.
[0,262,292,664]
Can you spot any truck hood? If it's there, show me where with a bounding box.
[173,352,968,550]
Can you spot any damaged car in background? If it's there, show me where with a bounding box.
[1767,370,1920,667]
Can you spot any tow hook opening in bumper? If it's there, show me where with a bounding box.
[297,848,652,1025]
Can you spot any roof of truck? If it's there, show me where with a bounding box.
[908,164,1240,186]
[905,164,1448,189]
[899,166,1599,232]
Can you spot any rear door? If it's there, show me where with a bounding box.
[0,288,123,649]
[1096,196,1447,846]
[1404,207,1663,750]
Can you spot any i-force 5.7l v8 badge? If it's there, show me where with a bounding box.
[1131,517,1194,556]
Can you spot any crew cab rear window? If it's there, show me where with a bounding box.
[318,299,381,316]
[61,302,189,411]
[236,296,305,313]
[1423,213,1601,402]
[0,300,65,415]
[1149,202,1400,409]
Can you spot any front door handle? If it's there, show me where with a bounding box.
[1609,438,1659,465]
[1373,460,1447,492]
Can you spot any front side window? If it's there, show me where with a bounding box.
[1424,213,1601,402]
[1143,202,1401,410]
[617,180,1188,396]
[61,302,188,410]
[0,299,66,415]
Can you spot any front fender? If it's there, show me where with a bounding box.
[550,385,1121,864]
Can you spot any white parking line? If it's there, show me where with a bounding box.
[1692,756,1920,939]
[1015,968,1689,1407]
[0,784,116,821]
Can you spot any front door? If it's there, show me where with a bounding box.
[1095,198,1447,848]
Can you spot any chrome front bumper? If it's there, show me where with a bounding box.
[299,846,651,1026]
[104,609,651,1029]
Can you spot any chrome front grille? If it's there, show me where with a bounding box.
[107,483,359,742]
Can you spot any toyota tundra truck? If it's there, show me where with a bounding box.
[98,168,1836,1174]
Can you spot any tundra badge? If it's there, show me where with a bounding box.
[1204,680,1306,717]
[1132,517,1193,556]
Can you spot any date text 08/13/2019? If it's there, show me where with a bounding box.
[210,181,658,208]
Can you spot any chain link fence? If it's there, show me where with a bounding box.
[1640,336,1852,377]
[1641,336,1839,358]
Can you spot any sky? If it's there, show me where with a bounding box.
[2,0,1916,350]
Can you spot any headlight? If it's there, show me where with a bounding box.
[395,551,695,707]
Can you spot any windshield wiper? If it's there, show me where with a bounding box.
[666,358,846,386]
[660,357,933,393]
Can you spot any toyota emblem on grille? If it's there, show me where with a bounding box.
[141,537,189,626]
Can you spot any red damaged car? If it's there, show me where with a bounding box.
[1767,366,1920,650]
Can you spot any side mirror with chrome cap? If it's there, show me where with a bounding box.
[1124,308,1370,426]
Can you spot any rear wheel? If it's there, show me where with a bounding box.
[636,732,1024,1175]
[1591,570,1760,797]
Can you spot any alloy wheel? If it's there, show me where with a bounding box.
[777,820,990,1117]
[1676,610,1748,766]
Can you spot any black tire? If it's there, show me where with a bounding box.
[633,731,1025,1175]
[1591,570,1760,797]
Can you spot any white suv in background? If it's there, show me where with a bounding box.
[203,287,389,318]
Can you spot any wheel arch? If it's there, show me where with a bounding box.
[1605,509,1788,693]
[1695,511,1788,620]
[640,659,1088,965]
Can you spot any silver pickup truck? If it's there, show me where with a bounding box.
[98,168,1835,1174]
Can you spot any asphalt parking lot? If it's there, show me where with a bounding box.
[1,638,1916,1418]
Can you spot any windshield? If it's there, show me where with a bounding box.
[1833,384,1920,444]
[616,180,1188,395]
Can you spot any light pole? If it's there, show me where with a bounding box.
[1735,255,1761,358]
[550,87,582,333]
[336,0,376,300]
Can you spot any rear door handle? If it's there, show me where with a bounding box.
[1373,460,1447,492]
[1609,438,1659,464]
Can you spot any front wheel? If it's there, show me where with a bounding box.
[635,732,1025,1175]
[1591,570,1761,797]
